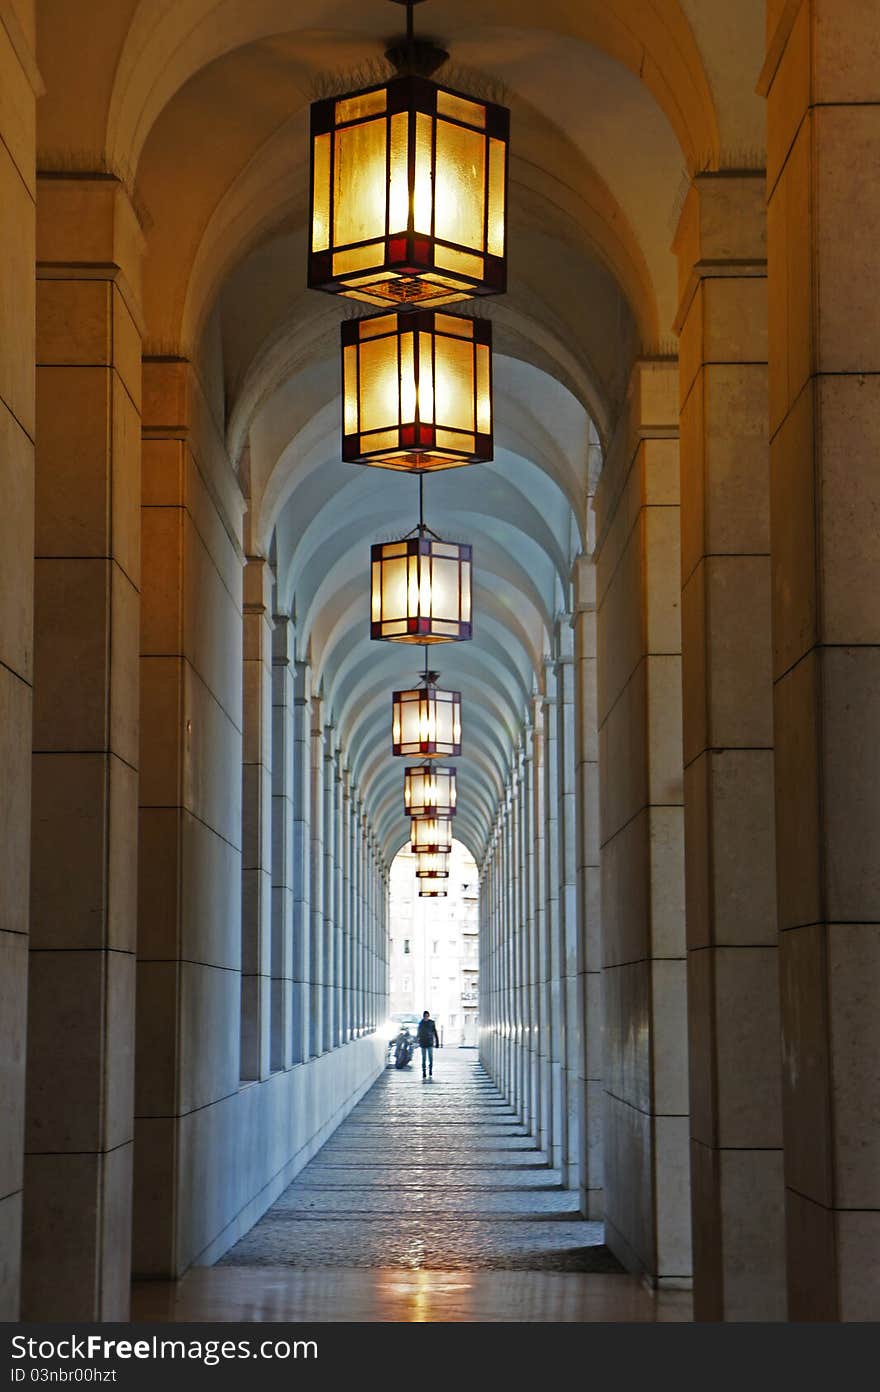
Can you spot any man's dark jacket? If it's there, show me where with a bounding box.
[417,1017,439,1047]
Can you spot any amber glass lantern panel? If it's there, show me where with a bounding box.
[415,851,449,879]
[391,682,462,757]
[372,536,471,643]
[411,817,453,855]
[404,765,456,819]
[309,75,508,306]
[342,309,492,471]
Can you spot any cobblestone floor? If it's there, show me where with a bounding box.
[218,1055,622,1273]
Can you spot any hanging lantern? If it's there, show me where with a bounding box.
[372,535,471,642]
[415,851,449,879]
[309,74,508,307]
[342,309,492,471]
[419,886,448,898]
[411,816,452,855]
[392,674,461,757]
[404,764,457,818]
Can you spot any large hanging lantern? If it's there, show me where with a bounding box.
[415,851,449,879]
[372,534,471,642]
[342,309,492,471]
[309,74,508,307]
[404,764,456,818]
[392,674,461,757]
[411,816,453,855]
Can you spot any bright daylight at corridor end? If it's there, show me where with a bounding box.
[0,0,879,1359]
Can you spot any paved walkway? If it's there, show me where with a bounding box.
[216,1053,618,1273]
[130,1054,693,1320]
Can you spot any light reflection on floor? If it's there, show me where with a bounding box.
[131,1266,692,1323]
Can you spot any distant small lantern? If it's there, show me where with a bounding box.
[309,75,509,307]
[419,886,448,899]
[415,851,449,879]
[404,764,457,819]
[392,674,461,757]
[342,310,492,471]
[411,816,453,855]
[372,535,471,642]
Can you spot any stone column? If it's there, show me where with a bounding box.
[521,730,536,1136]
[503,796,514,1099]
[364,832,373,1032]
[0,16,36,1320]
[542,662,565,1174]
[674,172,784,1320]
[342,769,353,1043]
[509,773,521,1112]
[135,358,243,1279]
[593,358,690,1287]
[26,176,143,1319]
[271,613,294,1071]
[763,0,880,1321]
[532,696,551,1156]
[352,796,363,1036]
[334,752,345,1046]
[309,697,325,1057]
[291,661,311,1065]
[573,555,603,1218]
[241,555,273,1081]
[322,727,337,1050]
[557,618,581,1193]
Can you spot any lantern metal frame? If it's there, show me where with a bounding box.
[410,816,453,855]
[415,850,450,879]
[372,532,472,643]
[308,72,509,307]
[341,308,493,472]
[392,671,462,757]
[404,763,456,819]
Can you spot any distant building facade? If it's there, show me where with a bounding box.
[389,839,479,1046]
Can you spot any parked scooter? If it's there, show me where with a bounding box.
[393,1026,415,1069]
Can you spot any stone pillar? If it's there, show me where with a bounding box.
[135,358,243,1279]
[674,172,784,1320]
[309,697,325,1056]
[0,13,36,1320]
[509,777,521,1110]
[574,555,603,1218]
[291,661,311,1065]
[557,618,581,1193]
[532,696,551,1156]
[542,662,565,1174]
[593,358,690,1287]
[271,613,294,1071]
[334,752,345,1046]
[342,769,353,1043]
[504,795,514,1099]
[241,555,273,1082]
[764,0,880,1321]
[322,727,336,1051]
[26,176,143,1319]
[521,731,536,1136]
[352,795,363,1036]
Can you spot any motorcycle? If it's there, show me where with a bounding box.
[393,1027,415,1069]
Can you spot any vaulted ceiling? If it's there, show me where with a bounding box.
[35,0,767,859]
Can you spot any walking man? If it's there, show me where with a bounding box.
[416,1010,440,1080]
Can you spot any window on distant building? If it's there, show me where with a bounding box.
[404,939,410,954]
[432,940,439,955]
